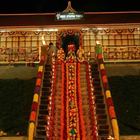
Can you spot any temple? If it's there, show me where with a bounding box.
[0,1,140,140]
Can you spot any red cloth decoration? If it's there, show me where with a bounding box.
[98,54,102,59]
[30,111,36,122]
[37,72,42,78]
[107,98,113,106]
[102,75,108,83]
[101,69,106,75]
[39,60,44,65]
[34,87,40,94]
[32,102,38,111]
[41,55,45,60]
[98,58,103,63]
[109,106,116,119]
[104,83,110,90]
[36,78,41,86]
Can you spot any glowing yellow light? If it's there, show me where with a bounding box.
[43,40,46,45]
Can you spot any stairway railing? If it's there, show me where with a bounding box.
[27,55,46,140]
[96,54,120,140]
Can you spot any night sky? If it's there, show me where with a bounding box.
[0,0,140,14]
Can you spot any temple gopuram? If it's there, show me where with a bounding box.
[0,1,140,140]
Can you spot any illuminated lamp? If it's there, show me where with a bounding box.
[96,38,100,45]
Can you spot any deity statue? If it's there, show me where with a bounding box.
[77,47,85,62]
[66,49,77,62]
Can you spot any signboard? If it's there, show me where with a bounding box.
[55,12,84,21]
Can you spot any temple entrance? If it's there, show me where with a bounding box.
[61,34,79,55]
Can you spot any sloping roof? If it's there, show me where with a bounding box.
[0,11,140,29]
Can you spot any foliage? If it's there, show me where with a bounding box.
[0,78,36,136]
[108,75,140,135]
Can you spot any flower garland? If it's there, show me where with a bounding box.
[28,55,45,140]
[60,62,65,140]
[97,54,119,140]
[77,62,86,139]
[0,47,39,63]
[66,62,80,140]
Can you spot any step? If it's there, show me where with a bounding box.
[45,64,52,68]
[39,110,49,115]
[38,115,47,120]
[94,91,102,95]
[42,87,51,92]
[53,130,60,136]
[35,136,46,140]
[99,129,109,135]
[92,75,99,78]
[91,63,98,67]
[100,136,109,140]
[92,71,99,75]
[51,136,60,140]
[98,119,107,124]
[96,104,105,109]
[99,124,109,130]
[95,99,104,104]
[44,71,52,76]
[41,96,49,101]
[38,120,47,125]
[85,130,93,135]
[91,66,98,71]
[39,104,48,110]
[43,82,51,87]
[96,109,105,114]
[44,75,52,78]
[84,125,92,130]
[85,135,94,140]
[94,86,102,91]
[36,130,46,136]
[97,114,107,119]
[42,91,51,96]
[96,95,103,100]
[93,78,100,82]
[53,124,61,130]
[93,82,100,86]
[41,100,49,104]
[43,78,51,83]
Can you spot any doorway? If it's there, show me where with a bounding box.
[61,34,79,54]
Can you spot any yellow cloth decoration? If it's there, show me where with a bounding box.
[33,94,38,103]
[100,64,105,70]
[106,90,111,98]
[111,119,120,140]
[38,66,43,72]
[28,122,35,140]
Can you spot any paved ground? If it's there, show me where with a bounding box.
[0,66,38,79]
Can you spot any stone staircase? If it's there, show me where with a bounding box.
[35,64,52,140]
[91,63,109,140]
[80,64,95,140]
[51,64,62,139]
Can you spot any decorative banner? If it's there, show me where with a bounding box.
[0,28,138,37]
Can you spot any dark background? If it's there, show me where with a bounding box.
[0,0,140,14]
